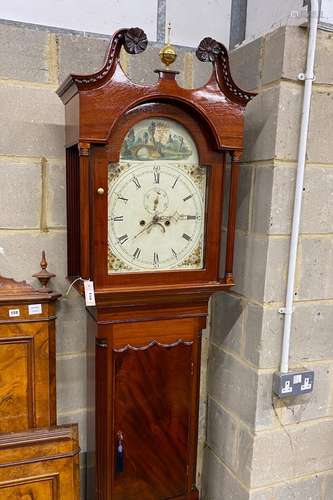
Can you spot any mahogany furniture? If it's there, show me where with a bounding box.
[57,27,254,499]
[0,262,60,433]
[0,256,81,500]
[0,425,80,500]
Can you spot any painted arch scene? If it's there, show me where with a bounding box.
[120,117,199,163]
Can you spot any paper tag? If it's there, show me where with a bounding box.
[9,308,20,318]
[28,304,42,315]
[84,280,96,306]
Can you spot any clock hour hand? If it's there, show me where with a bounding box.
[157,212,196,222]
[147,214,166,233]
[155,211,179,222]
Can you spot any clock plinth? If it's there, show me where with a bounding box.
[57,26,255,500]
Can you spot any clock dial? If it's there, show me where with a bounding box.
[107,118,207,273]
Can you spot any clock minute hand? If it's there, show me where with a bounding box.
[133,220,154,239]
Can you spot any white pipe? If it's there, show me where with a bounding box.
[280,0,320,374]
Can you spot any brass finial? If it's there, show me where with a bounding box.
[159,22,177,68]
[32,250,56,293]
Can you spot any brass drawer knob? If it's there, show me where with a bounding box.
[97,187,105,195]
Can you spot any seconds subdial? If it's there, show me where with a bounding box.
[144,187,169,215]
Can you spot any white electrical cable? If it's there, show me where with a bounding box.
[65,277,85,296]
[280,0,320,373]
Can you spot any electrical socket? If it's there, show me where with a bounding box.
[273,370,314,398]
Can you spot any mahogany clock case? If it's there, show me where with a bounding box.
[57,26,255,500]
[57,27,255,307]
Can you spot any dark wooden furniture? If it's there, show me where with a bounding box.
[57,28,254,500]
[0,425,80,500]
[0,271,60,433]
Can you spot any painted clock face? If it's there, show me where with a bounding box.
[107,118,207,273]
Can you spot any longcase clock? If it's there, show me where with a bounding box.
[57,27,254,500]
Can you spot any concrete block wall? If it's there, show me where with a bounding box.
[0,21,212,499]
[2,18,333,500]
[202,26,333,499]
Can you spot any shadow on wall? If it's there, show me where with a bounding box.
[210,292,245,353]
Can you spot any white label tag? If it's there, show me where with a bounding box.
[28,304,42,315]
[9,308,20,318]
[84,280,96,306]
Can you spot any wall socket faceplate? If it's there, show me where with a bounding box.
[273,370,315,398]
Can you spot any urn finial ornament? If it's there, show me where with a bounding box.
[32,251,56,292]
[159,22,177,68]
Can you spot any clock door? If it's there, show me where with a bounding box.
[113,343,194,500]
